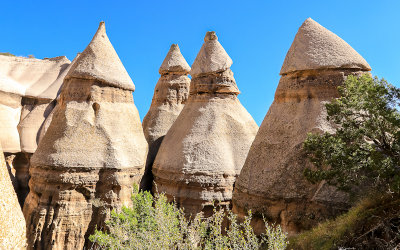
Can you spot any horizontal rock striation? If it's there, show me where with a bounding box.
[141,44,190,191]
[23,22,148,249]
[0,54,73,205]
[153,32,258,215]
[232,18,371,235]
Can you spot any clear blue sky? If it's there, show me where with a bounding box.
[1,1,399,125]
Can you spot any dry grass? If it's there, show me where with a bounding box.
[288,193,400,249]
[0,52,15,57]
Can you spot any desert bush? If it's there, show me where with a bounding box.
[304,74,400,193]
[89,185,288,250]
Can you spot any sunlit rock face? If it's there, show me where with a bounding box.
[23,22,148,249]
[141,44,191,191]
[0,143,26,249]
[232,18,371,235]
[0,53,74,205]
[153,31,258,216]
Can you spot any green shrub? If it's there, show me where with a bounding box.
[304,74,400,193]
[89,186,288,250]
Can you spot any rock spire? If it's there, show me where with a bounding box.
[152,32,258,215]
[232,18,371,235]
[23,22,148,249]
[141,44,190,191]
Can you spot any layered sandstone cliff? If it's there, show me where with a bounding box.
[153,32,258,215]
[141,44,190,191]
[232,18,371,234]
[23,22,148,249]
[0,143,26,249]
[0,54,72,205]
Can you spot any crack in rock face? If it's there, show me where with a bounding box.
[0,143,27,249]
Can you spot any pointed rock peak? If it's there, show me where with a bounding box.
[190,31,233,77]
[159,44,191,74]
[280,18,371,75]
[66,21,135,91]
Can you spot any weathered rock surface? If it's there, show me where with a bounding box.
[0,54,73,205]
[36,54,81,145]
[280,18,371,75]
[0,144,27,249]
[0,90,22,153]
[4,152,31,206]
[232,18,371,235]
[153,32,258,215]
[23,22,148,249]
[0,54,72,154]
[141,44,190,191]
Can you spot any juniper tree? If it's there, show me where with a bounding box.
[304,74,400,193]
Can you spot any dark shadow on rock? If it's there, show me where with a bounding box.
[140,135,165,192]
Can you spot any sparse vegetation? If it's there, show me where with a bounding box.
[0,52,15,57]
[89,185,288,249]
[299,74,400,249]
[304,74,400,194]
[288,193,400,249]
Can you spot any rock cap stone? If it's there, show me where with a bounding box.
[280,18,371,75]
[159,44,190,74]
[190,31,233,77]
[66,22,135,91]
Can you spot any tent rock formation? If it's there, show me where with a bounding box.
[23,22,148,249]
[232,18,371,235]
[153,32,258,215]
[141,44,190,191]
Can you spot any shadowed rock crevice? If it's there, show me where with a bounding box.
[0,144,27,249]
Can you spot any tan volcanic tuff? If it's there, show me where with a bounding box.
[152,32,258,215]
[0,54,72,205]
[0,144,27,249]
[36,53,81,145]
[19,53,81,154]
[280,18,371,75]
[232,18,371,235]
[0,55,71,153]
[23,22,148,249]
[141,44,190,191]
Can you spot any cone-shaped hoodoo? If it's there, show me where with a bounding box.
[152,32,258,215]
[141,44,190,191]
[23,22,148,249]
[232,18,371,235]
